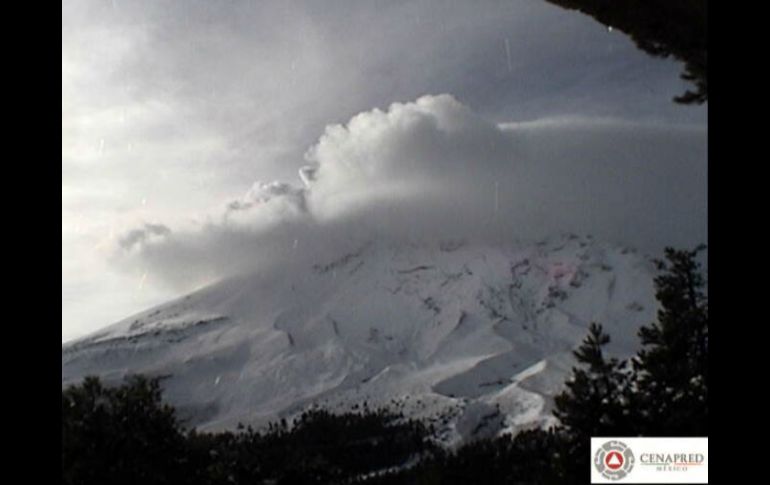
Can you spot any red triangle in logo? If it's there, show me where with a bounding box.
[605,451,623,469]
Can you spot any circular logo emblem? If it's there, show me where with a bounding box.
[594,440,634,480]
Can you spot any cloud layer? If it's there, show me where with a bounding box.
[63,0,706,340]
[113,95,707,291]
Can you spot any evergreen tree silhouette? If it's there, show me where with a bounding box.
[62,375,189,485]
[633,245,708,436]
[552,323,632,483]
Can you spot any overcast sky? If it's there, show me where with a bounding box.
[62,0,707,343]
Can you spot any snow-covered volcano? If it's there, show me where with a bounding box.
[62,234,658,445]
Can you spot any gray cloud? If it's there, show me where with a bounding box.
[63,0,707,341]
[118,223,172,251]
[113,95,706,290]
[64,0,705,185]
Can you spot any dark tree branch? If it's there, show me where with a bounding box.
[544,0,707,104]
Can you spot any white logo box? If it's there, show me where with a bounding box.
[591,437,708,483]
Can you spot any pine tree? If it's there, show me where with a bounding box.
[62,375,190,485]
[552,323,632,483]
[633,245,708,436]
[555,323,631,438]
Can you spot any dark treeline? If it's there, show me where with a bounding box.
[62,377,435,485]
[62,247,707,484]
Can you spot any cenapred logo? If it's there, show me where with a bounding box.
[591,437,707,483]
[594,440,635,480]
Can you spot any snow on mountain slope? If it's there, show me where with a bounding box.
[62,234,658,445]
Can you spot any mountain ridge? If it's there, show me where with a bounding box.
[62,233,658,446]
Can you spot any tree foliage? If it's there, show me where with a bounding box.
[61,375,188,485]
[544,0,707,104]
[62,377,435,485]
[554,323,631,438]
[551,323,633,483]
[633,245,708,435]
